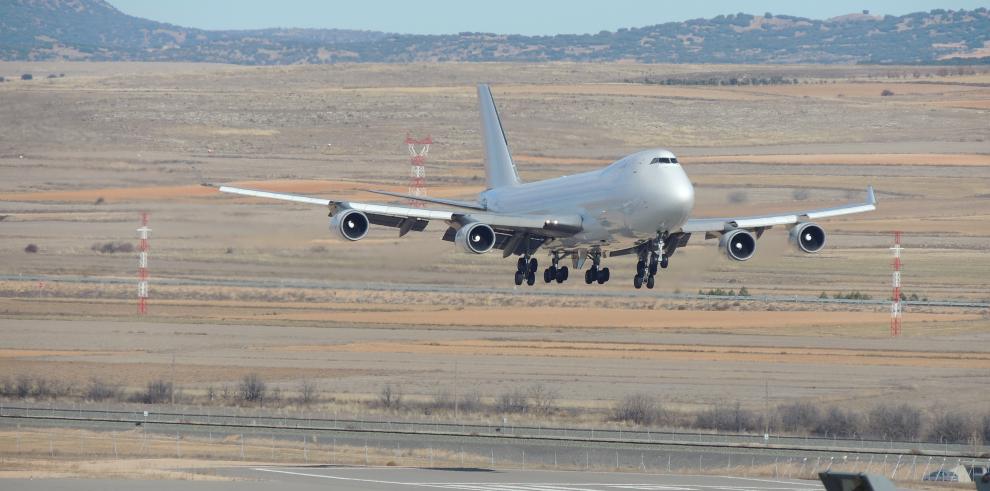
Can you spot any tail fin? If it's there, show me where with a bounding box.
[478,84,521,189]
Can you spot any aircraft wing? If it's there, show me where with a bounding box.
[680,186,876,234]
[216,185,582,254]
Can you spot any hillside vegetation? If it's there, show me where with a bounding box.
[1,0,988,64]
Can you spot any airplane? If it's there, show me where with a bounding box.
[214,84,877,289]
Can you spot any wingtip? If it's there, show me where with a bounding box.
[867,185,877,204]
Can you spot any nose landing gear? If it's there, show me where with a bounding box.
[633,235,668,289]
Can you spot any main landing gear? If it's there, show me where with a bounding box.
[543,252,569,284]
[634,236,669,290]
[583,250,610,285]
[514,256,538,286]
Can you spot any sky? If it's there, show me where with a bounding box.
[110,1,988,35]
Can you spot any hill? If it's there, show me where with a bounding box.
[1,0,988,64]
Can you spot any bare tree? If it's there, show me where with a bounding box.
[527,384,559,415]
[778,402,822,433]
[495,388,529,414]
[85,378,119,402]
[239,373,266,403]
[298,379,318,406]
[868,403,923,441]
[928,409,976,444]
[815,406,863,438]
[139,379,172,404]
[612,393,661,426]
[378,384,402,410]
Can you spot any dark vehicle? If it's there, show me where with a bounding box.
[923,469,959,482]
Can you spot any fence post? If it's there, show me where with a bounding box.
[491,448,495,469]
[240,434,245,460]
[891,455,902,479]
[49,431,54,458]
[668,454,672,472]
[175,432,180,458]
[332,438,336,466]
[365,441,368,466]
[112,431,118,459]
[304,434,308,463]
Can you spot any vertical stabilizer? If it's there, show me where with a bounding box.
[478,84,521,189]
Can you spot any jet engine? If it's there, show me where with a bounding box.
[329,209,370,241]
[719,229,757,261]
[454,222,496,254]
[789,222,827,254]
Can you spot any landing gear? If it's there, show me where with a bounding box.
[583,250,610,285]
[634,235,668,289]
[515,256,538,286]
[544,252,570,284]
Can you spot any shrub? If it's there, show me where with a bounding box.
[778,402,822,433]
[21,74,32,81]
[239,373,266,403]
[728,191,748,204]
[85,378,119,401]
[612,393,662,425]
[378,384,402,410]
[815,406,863,438]
[793,189,810,201]
[496,388,529,414]
[298,379,317,406]
[24,244,38,253]
[91,242,135,254]
[527,384,559,415]
[139,379,172,404]
[696,401,761,432]
[928,410,976,443]
[881,89,894,96]
[868,403,923,440]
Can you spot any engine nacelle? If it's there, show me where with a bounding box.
[454,222,496,254]
[789,222,827,254]
[329,209,370,241]
[719,229,757,261]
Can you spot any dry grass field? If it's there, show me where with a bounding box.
[0,62,988,428]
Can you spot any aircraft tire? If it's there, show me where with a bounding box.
[514,271,524,286]
[633,275,643,289]
[646,275,655,289]
[557,266,568,283]
[660,256,669,269]
[526,271,536,286]
[529,258,538,273]
[636,261,646,276]
[599,267,610,284]
[543,268,553,283]
[584,268,594,284]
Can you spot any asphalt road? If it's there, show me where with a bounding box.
[3,466,826,491]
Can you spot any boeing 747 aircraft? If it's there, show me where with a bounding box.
[216,85,877,289]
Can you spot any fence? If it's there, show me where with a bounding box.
[2,414,988,482]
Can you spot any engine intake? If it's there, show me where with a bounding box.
[790,222,826,253]
[329,209,370,241]
[454,222,496,254]
[719,229,757,261]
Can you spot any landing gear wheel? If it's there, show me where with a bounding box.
[557,266,568,283]
[517,257,527,272]
[646,275,655,289]
[660,255,669,269]
[514,271,524,286]
[636,261,646,276]
[526,271,536,286]
[543,268,553,283]
[633,275,643,289]
[584,267,596,285]
[528,258,538,273]
[597,267,610,284]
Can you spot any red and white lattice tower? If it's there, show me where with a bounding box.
[405,135,431,207]
[137,213,151,315]
[890,231,902,336]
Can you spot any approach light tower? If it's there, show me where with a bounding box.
[137,213,151,315]
[405,134,431,208]
[890,231,902,336]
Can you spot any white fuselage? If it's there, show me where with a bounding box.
[479,148,695,250]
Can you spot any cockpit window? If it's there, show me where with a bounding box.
[650,157,676,164]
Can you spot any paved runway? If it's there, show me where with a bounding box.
[5,466,824,491]
[229,466,823,491]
